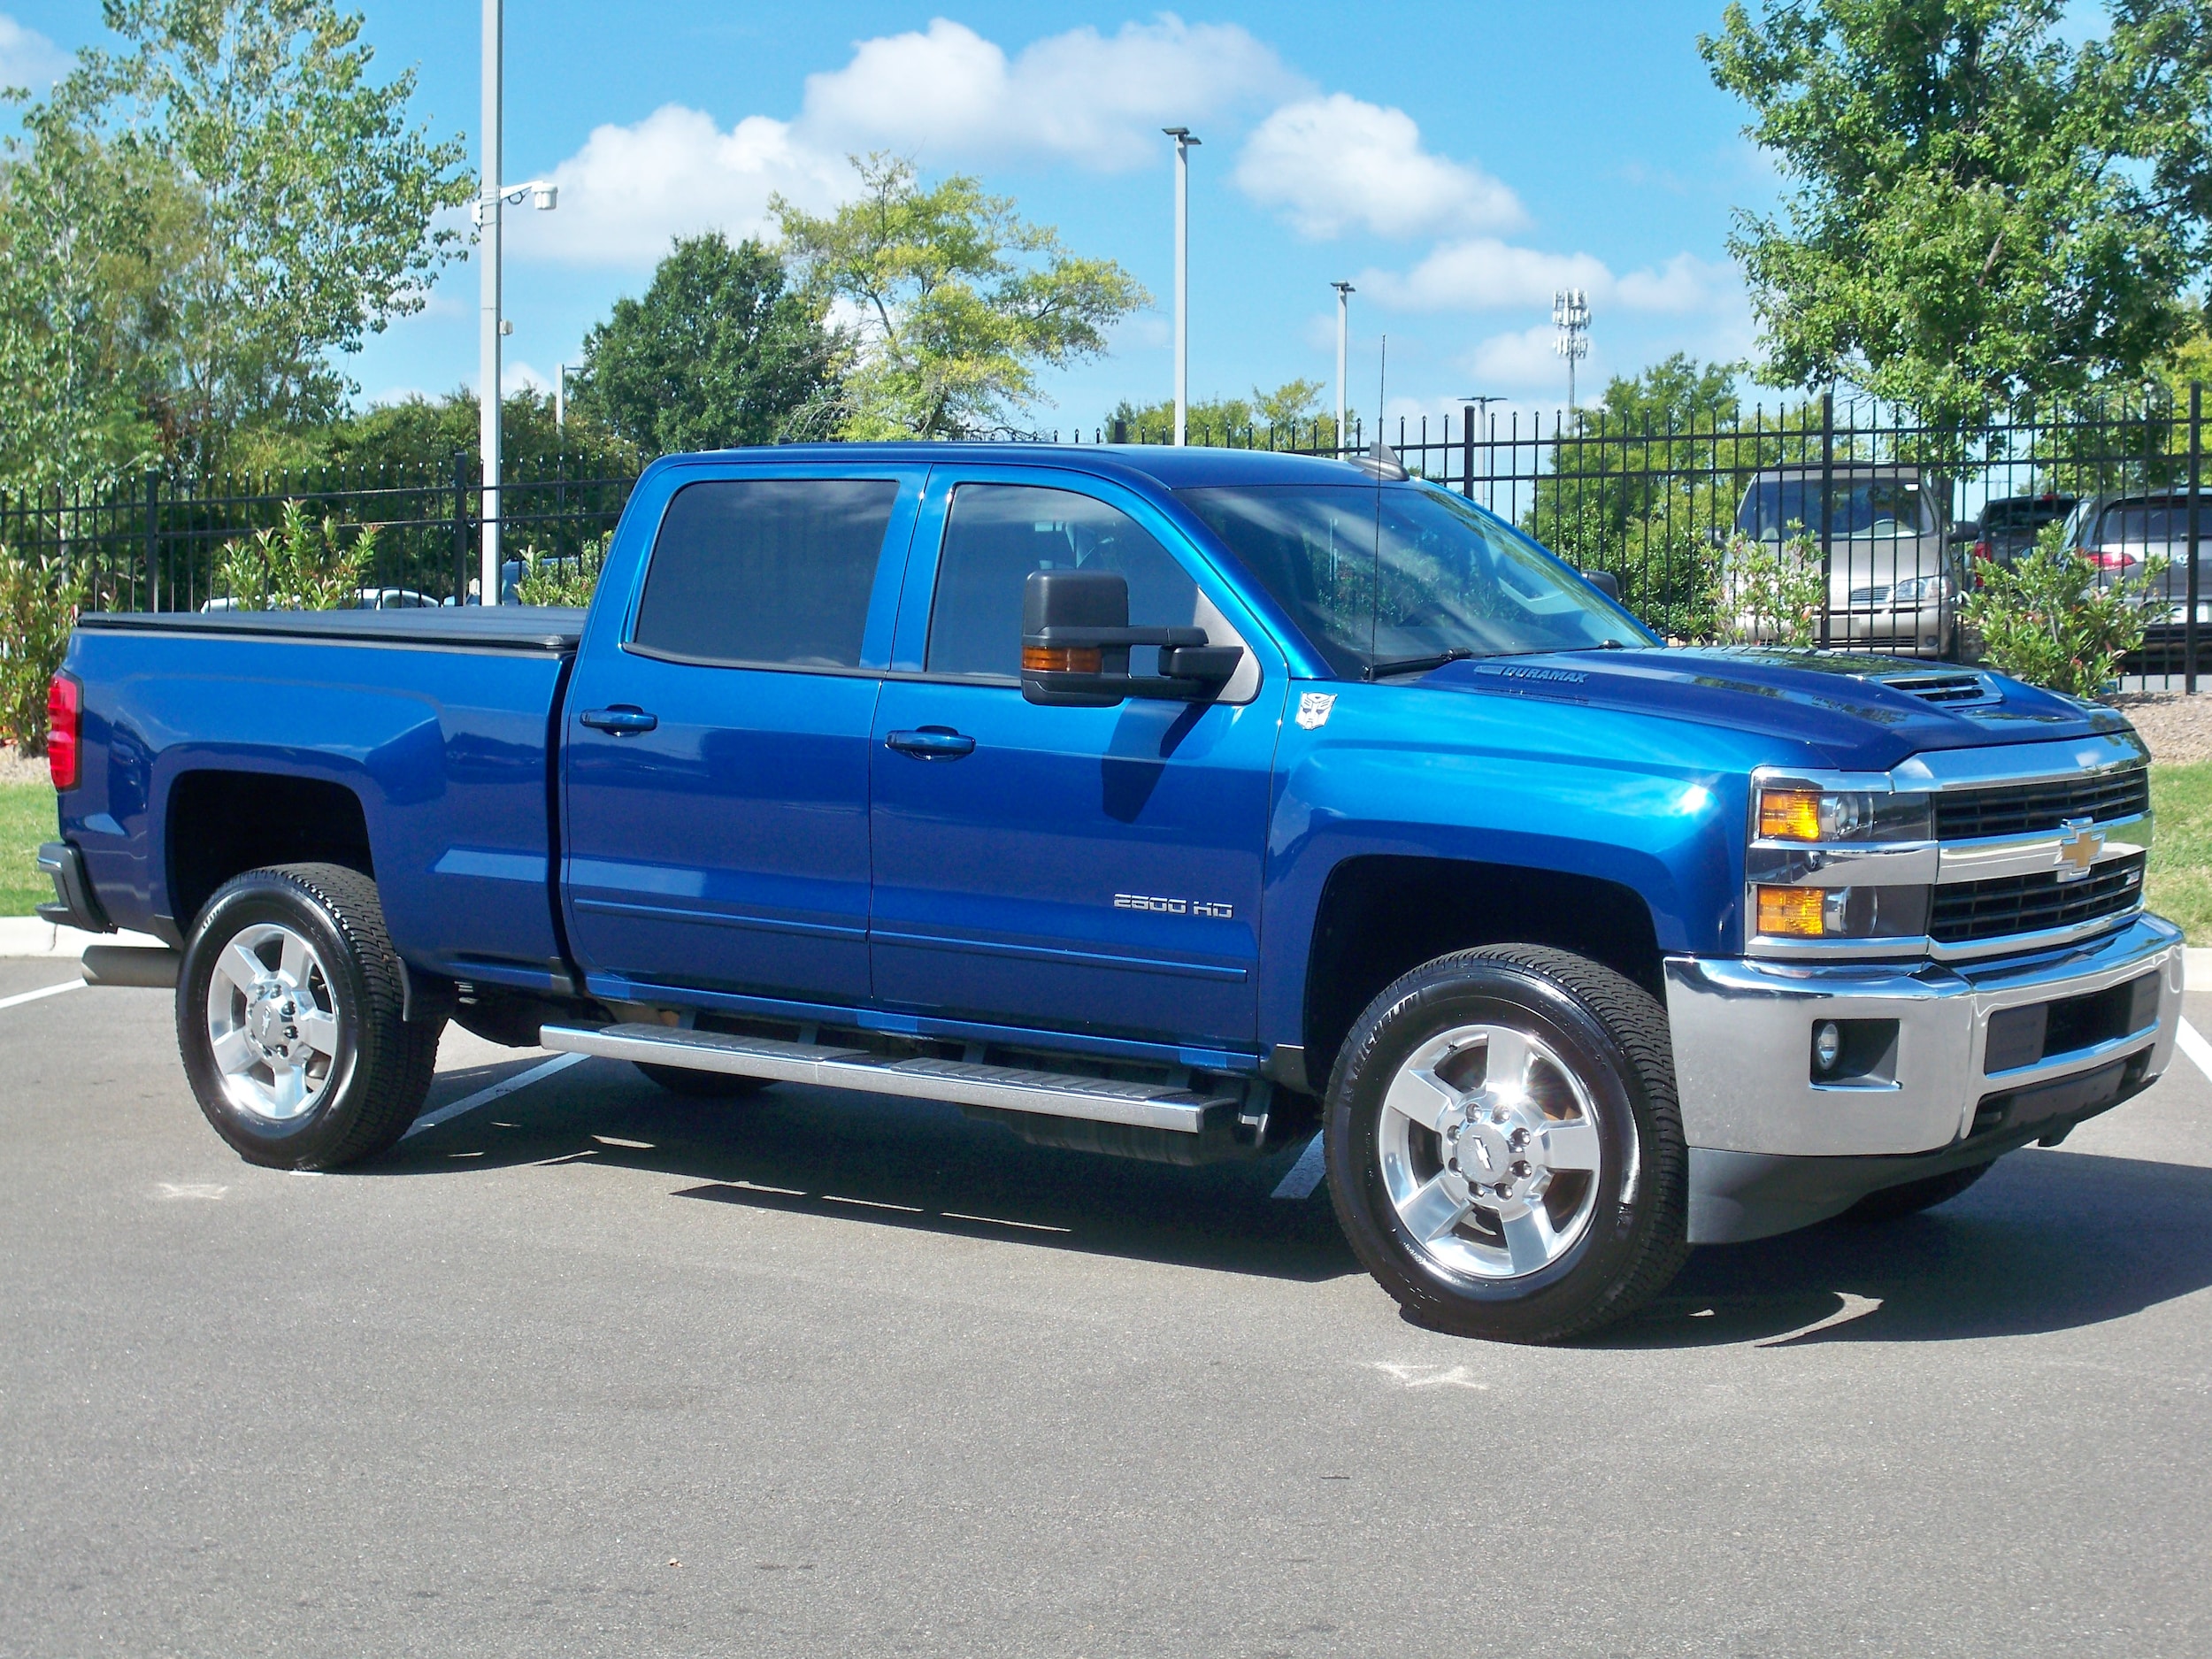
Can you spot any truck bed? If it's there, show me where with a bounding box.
[62,610,581,993]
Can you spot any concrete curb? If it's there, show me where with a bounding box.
[0,917,166,958]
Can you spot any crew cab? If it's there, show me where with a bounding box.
[39,443,2182,1342]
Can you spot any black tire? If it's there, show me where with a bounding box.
[1325,945,1689,1344]
[1843,1159,1994,1222]
[177,864,442,1171]
[634,1062,772,1100]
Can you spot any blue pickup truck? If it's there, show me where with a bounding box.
[39,443,2183,1341]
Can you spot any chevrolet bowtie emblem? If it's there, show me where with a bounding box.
[2055,818,2104,882]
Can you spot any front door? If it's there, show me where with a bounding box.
[563,466,918,1006]
[869,470,1283,1050]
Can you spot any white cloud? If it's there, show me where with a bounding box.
[0,14,69,90]
[1359,239,1735,316]
[507,104,853,267]
[1233,95,1523,240]
[1467,323,1569,388]
[798,16,1296,170]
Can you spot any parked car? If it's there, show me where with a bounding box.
[2062,490,2212,648]
[40,443,2178,1343]
[1962,492,2078,573]
[1732,464,1960,656]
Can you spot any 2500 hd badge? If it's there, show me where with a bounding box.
[1114,892,1236,919]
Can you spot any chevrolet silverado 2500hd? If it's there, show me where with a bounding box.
[38,443,2182,1341]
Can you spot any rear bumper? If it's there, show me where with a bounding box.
[35,841,111,934]
[1665,915,2182,1235]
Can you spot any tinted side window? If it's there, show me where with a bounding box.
[926,484,1198,681]
[633,479,899,668]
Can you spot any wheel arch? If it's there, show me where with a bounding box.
[165,768,375,936]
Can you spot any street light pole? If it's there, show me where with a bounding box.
[479,0,502,603]
[1164,127,1200,446]
[1331,281,1355,451]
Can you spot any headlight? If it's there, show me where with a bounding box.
[1755,883,1931,940]
[1891,573,1955,604]
[1756,786,1932,843]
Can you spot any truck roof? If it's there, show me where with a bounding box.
[658,442,1381,490]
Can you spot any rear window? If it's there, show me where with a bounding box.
[1980,496,2075,531]
[2090,499,2209,550]
[1736,478,1934,540]
[632,479,898,668]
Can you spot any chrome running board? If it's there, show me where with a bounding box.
[537,1022,1234,1134]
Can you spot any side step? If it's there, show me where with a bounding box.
[538,1022,1237,1134]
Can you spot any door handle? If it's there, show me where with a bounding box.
[885,726,976,760]
[579,706,658,734]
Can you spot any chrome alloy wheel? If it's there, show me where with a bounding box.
[203,921,342,1123]
[1375,1023,1608,1280]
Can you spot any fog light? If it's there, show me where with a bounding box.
[1813,1020,1843,1072]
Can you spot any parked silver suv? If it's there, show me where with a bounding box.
[2062,490,2212,652]
[1732,465,1958,656]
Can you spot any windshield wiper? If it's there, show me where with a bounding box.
[1363,647,1486,680]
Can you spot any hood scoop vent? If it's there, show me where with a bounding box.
[1870,668,2002,710]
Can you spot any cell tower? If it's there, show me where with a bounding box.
[1553,288,1591,411]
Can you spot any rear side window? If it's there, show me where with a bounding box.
[926,484,1198,681]
[632,478,899,668]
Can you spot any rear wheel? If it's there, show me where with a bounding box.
[1325,946,1689,1344]
[1844,1160,1993,1222]
[634,1062,772,1100]
[177,864,440,1170]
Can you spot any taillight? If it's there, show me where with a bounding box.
[2089,550,2137,570]
[46,672,81,791]
[1970,541,1990,561]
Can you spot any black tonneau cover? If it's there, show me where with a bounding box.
[76,607,586,653]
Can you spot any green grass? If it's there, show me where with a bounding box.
[7,766,2210,935]
[2148,761,2212,942]
[2,780,57,916]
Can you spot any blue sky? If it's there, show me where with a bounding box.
[3,2,1786,433]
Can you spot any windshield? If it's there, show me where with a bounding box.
[1179,481,1645,679]
[1736,477,1934,541]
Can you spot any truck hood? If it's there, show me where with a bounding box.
[1417,647,2131,772]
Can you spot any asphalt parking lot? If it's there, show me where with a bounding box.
[4,956,2209,1658]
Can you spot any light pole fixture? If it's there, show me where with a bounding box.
[1552,288,1590,414]
[1458,395,1502,507]
[1164,127,1200,446]
[478,0,557,604]
[1331,281,1355,450]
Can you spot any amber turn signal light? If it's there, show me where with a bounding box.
[1756,885,1830,938]
[1758,787,1824,841]
[1022,645,1102,673]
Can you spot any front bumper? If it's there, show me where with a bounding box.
[1667,916,2182,1242]
[1665,914,2181,1159]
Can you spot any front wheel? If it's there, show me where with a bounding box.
[1325,946,1689,1344]
[177,864,441,1171]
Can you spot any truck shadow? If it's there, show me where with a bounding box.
[1598,1146,2212,1348]
[378,1057,2212,1333]
[372,1055,1360,1284]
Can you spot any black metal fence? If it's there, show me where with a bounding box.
[10,389,2206,685]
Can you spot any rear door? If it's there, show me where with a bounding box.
[868,466,1284,1050]
[563,465,920,1006]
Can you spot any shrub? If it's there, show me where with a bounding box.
[1962,520,2157,699]
[215,502,378,611]
[1717,533,1825,647]
[0,542,89,756]
[514,534,608,607]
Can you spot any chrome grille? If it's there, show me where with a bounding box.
[1930,853,2146,944]
[1932,766,2149,840]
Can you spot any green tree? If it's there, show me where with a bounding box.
[61,0,472,468]
[571,234,841,455]
[1109,380,1338,446]
[0,107,166,491]
[1701,0,2212,427]
[774,154,1148,439]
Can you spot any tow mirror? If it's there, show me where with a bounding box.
[1581,569,1623,603]
[1020,570,1243,707]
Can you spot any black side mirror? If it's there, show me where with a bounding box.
[1580,569,1623,603]
[1946,521,1980,545]
[1020,569,1243,707]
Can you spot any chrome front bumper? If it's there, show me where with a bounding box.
[1664,914,2184,1158]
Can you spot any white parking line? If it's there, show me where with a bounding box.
[1271,1132,1328,1200]
[402,1052,588,1140]
[2177,1018,2212,1085]
[0,979,83,1013]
